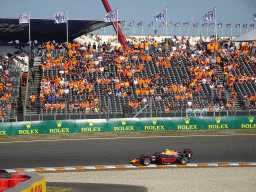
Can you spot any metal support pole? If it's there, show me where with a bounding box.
[117,9,118,43]
[231,27,232,39]
[66,9,68,44]
[108,97,110,119]
[215,7,217,41]
[166,7,167,36]
[150,96,152,118]
[133,103,149,118]
[101,27,103,44]
[23,65,30,121]
[28,9,31,45]
[191,15,193,36]
[153,22,154,36]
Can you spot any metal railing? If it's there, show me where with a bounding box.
[21,109,256,122]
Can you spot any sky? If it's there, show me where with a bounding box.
[0,0,256,37]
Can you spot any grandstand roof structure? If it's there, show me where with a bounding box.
[0,17,113,43]
[235,29,256,42]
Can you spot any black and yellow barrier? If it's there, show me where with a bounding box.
[0,116,256,136]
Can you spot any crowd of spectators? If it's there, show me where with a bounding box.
[28,34,256,116]
[0,57,18,121]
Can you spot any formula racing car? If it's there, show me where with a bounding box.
[130,149,193,166]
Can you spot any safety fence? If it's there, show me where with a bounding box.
[23,110,256,122]
[1,116,256,136]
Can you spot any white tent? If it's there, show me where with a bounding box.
[235,29,256,42]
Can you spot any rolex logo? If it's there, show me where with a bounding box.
[184,118,190,124]
[249,117,254,123]
[121,120,126,125]
[89,122,93,126]
[216,118,221,124]
[26,123,31,129]
[152,120,157,125]
[56,121,62,128]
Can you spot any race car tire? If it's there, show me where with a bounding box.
[143,158,151,166]
[180,157,188,165]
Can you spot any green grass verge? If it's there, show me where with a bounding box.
[46,186,73,192]
[0,129,256,142]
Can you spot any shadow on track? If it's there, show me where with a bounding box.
[47,182,148,192]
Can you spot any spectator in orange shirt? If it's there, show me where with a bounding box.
[153,41,158,51]
[46,43,51,51]
[145,41,149,52]
[45,101,51,110]
[226,102,233,110]
[60,102,66,109]
[209,103,214,111]
[55,101,61,109]
[30,93,35,109]
[195,84,202,92]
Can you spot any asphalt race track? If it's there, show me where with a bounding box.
[0,135,256,169]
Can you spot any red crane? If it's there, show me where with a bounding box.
[101,0,129,50]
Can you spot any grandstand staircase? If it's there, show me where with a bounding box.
[214,61,241,110]
[226,87,241,109]
[24,57,41,119]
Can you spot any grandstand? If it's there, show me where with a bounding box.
[1,30,256,122]
[0,45,28,122]
[16,34,255,121]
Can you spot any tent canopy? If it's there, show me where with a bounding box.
[235,29,256,42]
[0,17,113,43]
